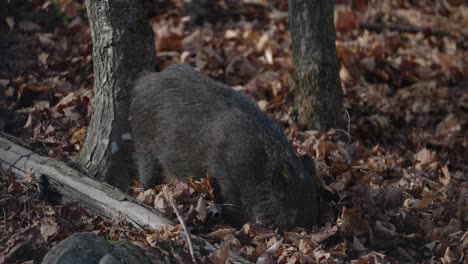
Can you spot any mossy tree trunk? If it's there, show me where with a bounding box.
[288,0,343,131]
[77,0,156,189]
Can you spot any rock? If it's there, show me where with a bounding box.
[42,232,152,264]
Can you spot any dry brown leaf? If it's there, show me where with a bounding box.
[309,224,339,243]
[137,188,156,206]
[40,218,59,242]
[153,192,169,211]
[195,196,207,222]
[384,187,404,210]
[38,53,49,65]
[208,228,236,239]
[208,245,230,264]
[335,7,359,33]
[339,206,369,236]
[70,127,87,146]
[358,251,392,263]
[18,20,41,32]
[414,148,437,171]
[5,17,14,30]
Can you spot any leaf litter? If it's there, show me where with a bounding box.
[0,0,467,263]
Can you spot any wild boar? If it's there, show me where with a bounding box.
[130,64,319,228]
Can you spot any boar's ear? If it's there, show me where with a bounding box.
[272,163,290,202]
[302,154,316,175]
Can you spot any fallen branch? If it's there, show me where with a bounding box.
[360,23,451,37]
[0,133,173,230]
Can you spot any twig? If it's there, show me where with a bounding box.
[1,207,6,241]
[162,186,198,264]
[344,108,352,144]
[335,129,352,143]
[333,108,353,143]
[360,23,451,37]
[0,235,33,263]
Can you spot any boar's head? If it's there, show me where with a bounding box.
[248,154,319,229]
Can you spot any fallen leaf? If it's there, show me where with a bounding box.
[384,187,404,210]
[5,17,14,30]
[335,7,358,33]
[208,228,236,239]
[195,196,207,222]
[70,127,87,146]
[208,245,230,264]
[40,218,59,242]
[38,52,49,65]
[18,20,41,32]
[340,206,369,236]
[137,188,156,206]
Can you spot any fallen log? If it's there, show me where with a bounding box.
[0,133,173,229]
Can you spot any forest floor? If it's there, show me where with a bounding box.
[0,0,467,263]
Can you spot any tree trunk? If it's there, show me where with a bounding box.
[288,0,343,131]
[77,0,156,189]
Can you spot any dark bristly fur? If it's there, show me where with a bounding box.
[130,64,318,228]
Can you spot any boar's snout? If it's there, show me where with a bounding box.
[286,154,319,228]
[296,154,320,227]
[266,154,319,229]
[274,206,317,229]
[272,193,318,229]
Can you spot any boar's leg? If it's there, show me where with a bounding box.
[134,144,163,188]
[209,167,246,227]
[221,205,245,228]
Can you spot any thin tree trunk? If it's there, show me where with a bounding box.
[77,0,156,189]
[289,0,343,131]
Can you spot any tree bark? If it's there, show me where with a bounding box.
[77,0,156,189]
[0,134,172,229]
[288,0,343,131]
